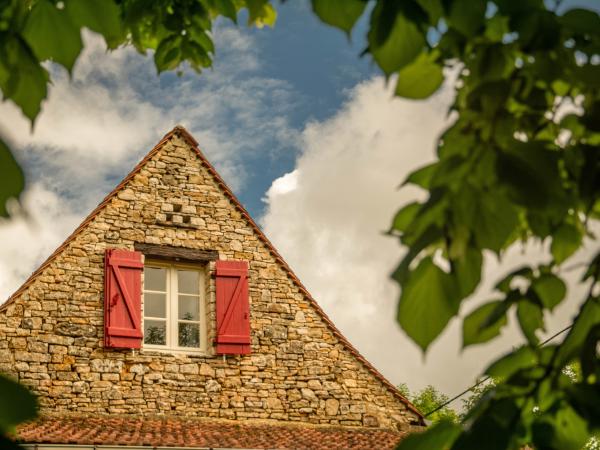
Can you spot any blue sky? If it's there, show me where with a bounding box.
[0,1,598,401]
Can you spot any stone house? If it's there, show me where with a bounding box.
[0,126,424,449]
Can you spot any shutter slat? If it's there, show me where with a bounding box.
[215,260,251,355]
[104,249,143,349]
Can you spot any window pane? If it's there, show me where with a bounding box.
[145,267,166,291]
[144,320,166,345]
[179,322,200,348]
[178,270,199,294]
[178,295,199,321]
[144,293,166,318]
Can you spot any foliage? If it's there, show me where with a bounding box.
[398,382,459,424]
[0,374,38,449]
[0,0,276,217]
[310,0,600,449]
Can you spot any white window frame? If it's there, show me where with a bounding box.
[142,260,207,355]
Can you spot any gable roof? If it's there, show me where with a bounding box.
[17,416,409,449]
[1,126,424,423]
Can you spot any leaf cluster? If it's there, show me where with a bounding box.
[0,0,276,216]
[312,1,600,449]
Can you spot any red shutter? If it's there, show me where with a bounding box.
[215,260,251,355]
[104,248,143,349]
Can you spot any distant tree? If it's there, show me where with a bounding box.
[460,377,496,419]
[398,383,459,424]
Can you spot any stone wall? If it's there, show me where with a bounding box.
[0,131,420,431]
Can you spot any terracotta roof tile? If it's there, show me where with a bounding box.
[0,126,423,423]
[16,416,407,449]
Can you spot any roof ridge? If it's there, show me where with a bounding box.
[1,126,424,423]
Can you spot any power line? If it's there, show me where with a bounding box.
[424,324,573,418]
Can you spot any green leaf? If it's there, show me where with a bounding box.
[65,0,123,49]
[560,8,600,36]
[495,142,564,211]
[569,64,600,88]
[311,0,367,35]
[404,162,437,189]
[189,29,215,55]
[556,295,600,368]
[551,79,570,97]
[154,35,183,72]
[0,139,25,218]
[212,0,238,22]
[393,225,443,284]
[22,0,83,72]
[495,0,544,14]
[532,274,566,311]
[453,246,482,298]
[0,374,37,432]
[517,300,544,345]
[565,384,600,431]
[245,0,276,28]
[395,51,443,99]
[455,188,519,253]
[390,202,421,233]
[484,15,509,42]
[416,0,443,24]
[452,398,520,450]
[580,324,600,379]
[551,223,582,264]
[448,223,469,260]
[430,155,472,189]
[401,191,447,246]
[467,80,511,118]
[0,37,49,123]
[397,257,460,352]
[495,266,533,293]
[463,301,508,347]
[368,9,425,76]
[485,346,537,379]
[447,0,486,37]
[532,405,589,450]
[473,45,514,83]
[396,420,461,450]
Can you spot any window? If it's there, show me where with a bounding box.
[142,262,206,353]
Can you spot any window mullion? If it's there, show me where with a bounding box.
[170,267,178,348]
[199,270,205,351]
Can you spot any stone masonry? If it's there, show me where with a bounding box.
[0,128,422,432]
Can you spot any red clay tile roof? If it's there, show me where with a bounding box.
[16,416,407,449]
[0,126,423,423]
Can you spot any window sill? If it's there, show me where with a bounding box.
[141,345,212,358]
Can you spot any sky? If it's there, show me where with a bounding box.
[0,1,598,408]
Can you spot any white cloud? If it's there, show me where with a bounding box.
[0,184,81,299]
[262,76,598,402]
